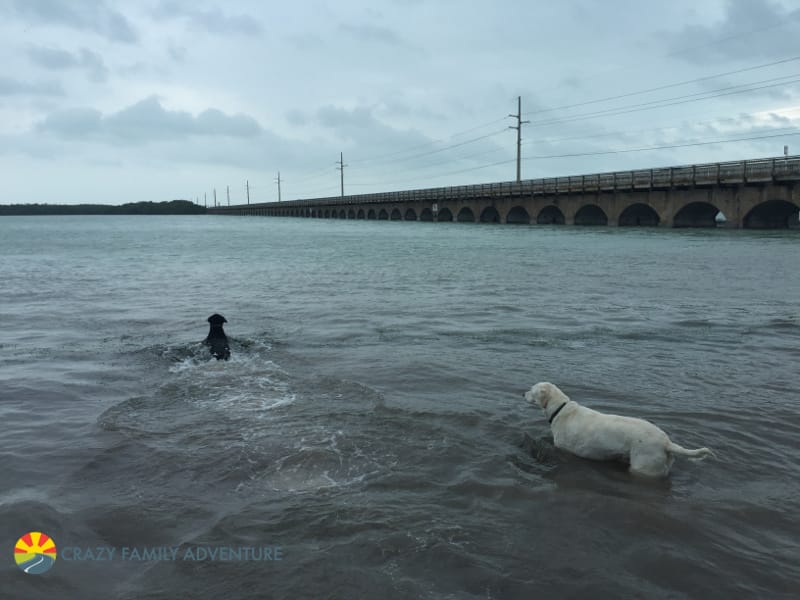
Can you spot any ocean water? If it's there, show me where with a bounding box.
[0,215,798,599]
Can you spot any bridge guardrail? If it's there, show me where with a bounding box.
[211,155,800,212]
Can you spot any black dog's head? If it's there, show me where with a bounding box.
[207,313,227,327]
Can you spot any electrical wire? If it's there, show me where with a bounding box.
[522,56,800,117]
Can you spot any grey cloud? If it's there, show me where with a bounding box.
[338,23,408,46]
[37,107,103,137]
[193,109,262,137]
[286,109,308,126]
[7,0,138,43]
[377,99,446,122]
[286,33,325,51]
[167,42,187,62]
[154,1,263,36]
[317,106,377,132]
[315,105,433,153]
[27,46,109,82]
[667,0,800,63]
[0,77,64,96]
[27,46,75,69]
[37,96,262,143]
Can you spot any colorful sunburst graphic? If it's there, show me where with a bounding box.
[14,532,57,574]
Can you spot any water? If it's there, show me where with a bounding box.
[1,216,798,599]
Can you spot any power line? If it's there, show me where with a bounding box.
[347,116,510,166]
[522,128,800,161]
[526,110,800,147]
[522,56,800,118]
[280,48,800,198]
[524,75,800,129]
[527,11,800,104]
[336,128,800,191]
[345,108,798,186]
[288,57,800,190]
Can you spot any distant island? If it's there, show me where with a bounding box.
[0,200,207,216]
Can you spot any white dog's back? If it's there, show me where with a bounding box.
[526,382,714,477]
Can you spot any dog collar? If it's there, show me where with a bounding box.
[548,401,569,424]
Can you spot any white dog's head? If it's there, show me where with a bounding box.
[524,382,568,411]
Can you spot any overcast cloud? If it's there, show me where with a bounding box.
[1,0,799,205]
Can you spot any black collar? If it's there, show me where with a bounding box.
[548,401,569,424]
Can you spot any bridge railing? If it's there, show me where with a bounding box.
[212,155,800,212]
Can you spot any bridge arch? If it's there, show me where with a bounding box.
[339,210,347,219]
[506,206,530,224]
[673,202,720,228]
[323,209,331,218]
[420,208,433,221]
[457,207,475,222]
[367,209,376,219]
[480,206,501,223]
[390,208,402,220]
[574,204,608,226]
[378,208,389,220]
[437,207,453,222]
[537,205,565,224]
[743,200,800,229]
[357,209,365,219]
[619,203,660,226]
[405,208,418,221]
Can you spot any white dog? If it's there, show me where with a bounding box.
[524,382,714,477]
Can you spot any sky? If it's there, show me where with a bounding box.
[1,0,800,206]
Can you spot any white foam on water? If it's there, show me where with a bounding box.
[164,342,296,416]
[243,427,391,494]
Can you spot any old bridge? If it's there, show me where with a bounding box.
[209,155,800,228]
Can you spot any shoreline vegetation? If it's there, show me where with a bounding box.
[0,200,206,216]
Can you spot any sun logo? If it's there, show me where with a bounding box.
[14,532,57,574]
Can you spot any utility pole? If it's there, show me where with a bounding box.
[246,180,250,204]
[336,152,347,197]
[508,96,530,182]
[213,188,217,207]
[275,171,282,202]
[226,185,230,206]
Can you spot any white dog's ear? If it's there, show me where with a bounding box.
[539,391,549,409]
[532,383,550,408]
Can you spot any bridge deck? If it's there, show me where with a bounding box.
[212,155,800,210]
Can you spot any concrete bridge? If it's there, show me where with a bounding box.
[209,155,800,228]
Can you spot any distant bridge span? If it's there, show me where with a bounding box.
[209,155,800,228]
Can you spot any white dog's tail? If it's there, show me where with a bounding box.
[667,441,715,460]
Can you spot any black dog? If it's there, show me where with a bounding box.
[204,314,230,360]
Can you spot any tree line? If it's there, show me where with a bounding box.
[0,200,207,216]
